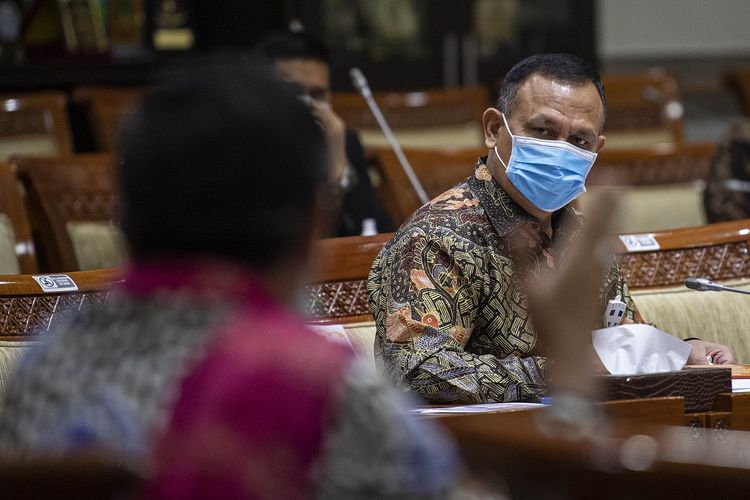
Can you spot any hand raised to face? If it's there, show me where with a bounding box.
[512,189,619,399]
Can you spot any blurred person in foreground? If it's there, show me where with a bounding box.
[255,29,394,237]
[367,53,735,405]
[0,61,458,498]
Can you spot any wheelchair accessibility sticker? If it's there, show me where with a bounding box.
[32,275,78,292]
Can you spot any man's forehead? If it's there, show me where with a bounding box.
[514,74,604,129]
[273,58,330,88]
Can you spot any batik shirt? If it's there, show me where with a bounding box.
[368,158,637,404]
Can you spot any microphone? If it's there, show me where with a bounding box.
[685,277,750,295]
[349,68,371,99]
[348,68,429,205]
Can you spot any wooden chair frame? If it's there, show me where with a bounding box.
[590,142,715,186]
[602,68,685,145]
[372,147,486,224]
[0,92,73,157]
[13,154,118,272]
[331,85,489,131]
[0,163,37,273]
[304,233,393,324]
[0,267,123,339]
[72,86,147,152]
[616,218,750,289]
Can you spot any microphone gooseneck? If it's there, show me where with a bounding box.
[685,277,750,295]
[349,68,371,99]
[348,67,429,205]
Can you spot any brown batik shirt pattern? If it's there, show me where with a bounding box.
[367,158,637,404]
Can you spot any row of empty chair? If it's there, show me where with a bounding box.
[332,68,731,151]
[0,68,719,164]
[0,88,144,161]
[0,70,727,245]
[0,69,736,273]
[0,141,717,277]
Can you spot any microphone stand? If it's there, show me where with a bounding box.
[685,277,750,295]
[349,68,429,205]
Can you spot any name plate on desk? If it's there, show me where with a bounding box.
[598,367,731,412]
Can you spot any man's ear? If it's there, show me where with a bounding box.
[482,108,503,149]
[594,134,606,153]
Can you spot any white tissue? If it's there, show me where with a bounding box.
[592,323,692,375]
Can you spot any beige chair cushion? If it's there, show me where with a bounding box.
[0,214,19,274]
[359,123,484,149]
[580,182,706,233]
[631,279,750,364]
[66,221,127,270]
[0,340,36,408]
[603,130,674,150]
[0,136,58,162]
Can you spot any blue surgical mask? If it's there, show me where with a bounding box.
[494,113,597,212]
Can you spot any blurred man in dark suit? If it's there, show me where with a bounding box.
[255,30,394,237]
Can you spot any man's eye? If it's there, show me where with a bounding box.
[572,137,589,148]
[534,128,549,135]
[309,90,327,101]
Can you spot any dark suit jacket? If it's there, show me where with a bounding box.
[336,130,394,236]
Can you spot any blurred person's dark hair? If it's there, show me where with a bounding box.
[117,57,328,269]
[497,53,607,127]
[253,30,330,64]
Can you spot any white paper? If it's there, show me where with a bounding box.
[411,403,542,415]
[308,324,355,351]
[732,379,750,392]
[619,234,660,252]
[592,323,691,375]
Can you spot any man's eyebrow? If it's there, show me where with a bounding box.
[526,114,559,127]
[525,114,576,134]
[527,114,597,140]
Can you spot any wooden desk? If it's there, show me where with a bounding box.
[425,397,686,430]
[714,392,750,430]
[438,398,750,499]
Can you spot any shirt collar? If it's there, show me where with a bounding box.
[468,156,580,244]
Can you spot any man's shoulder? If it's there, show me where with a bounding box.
[373,208,495,275]
[416,183,481,217]
[207,302,355,380]
[395,181,490,235]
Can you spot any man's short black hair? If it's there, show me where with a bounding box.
[118,58,327,268]
[497,53,607,126]
[254,30,330,64]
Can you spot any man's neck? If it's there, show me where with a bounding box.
[486,153,554,232]
[539,217,553,237]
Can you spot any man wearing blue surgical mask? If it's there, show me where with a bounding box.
[368,53,734,404]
